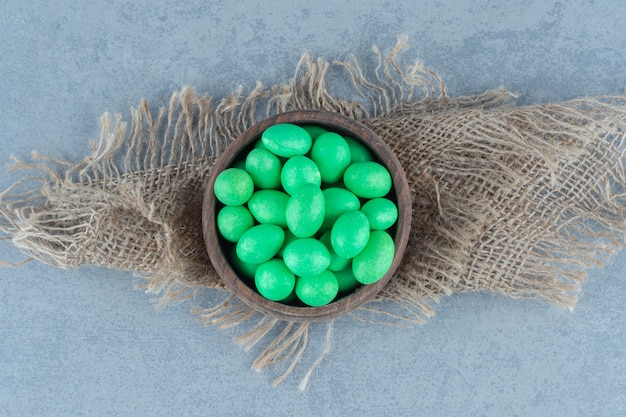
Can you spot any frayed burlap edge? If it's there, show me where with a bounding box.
[1,36,625,388]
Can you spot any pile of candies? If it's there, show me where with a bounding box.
[213,123,398,307]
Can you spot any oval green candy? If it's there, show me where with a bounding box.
[360,198,398,230]
[245,148,282,189]
[283,238,331,277]
[295,270,339,307]
[280,155,321,195]
[214,168,254,206]
[353,230,395,284]
[247,190,290,227]
[254,259,296,302]
[310,132,351,183]
[236,224,285,264]
[261,123,312,157]
[286,184,325,238]
[301,124,328,139]
[217,205,254,242]
[334,266,360,293]
[322,187,360,229]
[319,231,350,272]
[343,161,392,199]
[331,210,370,259]
[344,136,374,163]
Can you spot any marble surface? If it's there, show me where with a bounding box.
[1,1,625,416]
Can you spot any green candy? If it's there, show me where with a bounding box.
[261,123,312,157]
[301,124,328,139]
[310,132,351,183]
[321,187,360,229]
[227,245,259,281]
[277,229,298,258]
[280,155,321,195]
[360,198,398,231]
[283,238,331,277]
[295,270,339,307]
[319,231,350,272]
[353,230,395,284]
[214,168,254,206]
[247,190,290,227]
[344,136,374,163]
[236,224,285,264]
[334,266,360,293]
[254,259,296,302]
[330,210,370,259]
[216,205,254,242]
[245,148,282,189]
[343,161,392,199]
[286,184,325,238]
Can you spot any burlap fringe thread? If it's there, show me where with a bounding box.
[1,36,625,388]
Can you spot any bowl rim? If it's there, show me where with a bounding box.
[202,110,412,322]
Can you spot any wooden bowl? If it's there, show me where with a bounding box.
[202,110,411,322]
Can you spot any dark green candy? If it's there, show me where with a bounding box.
[334,266,360,293]
[322,187,360,229]
[319,231,350,272]
[344,136,374,163]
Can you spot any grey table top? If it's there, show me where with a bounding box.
[1,1,625,416]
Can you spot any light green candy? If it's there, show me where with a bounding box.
[286,184,325,238]
[280,155,321,195]
[217,205,254,242]
[261,123,312,157]
[214,168,254,206]
[330,210,370,259]
[245,148,282,189]
[344,136,374,163]
[360,198,398,230]
[254,259,296,302]
[247,190,290,227]
[343,161,392,199]
[322,187,360,229]
[319,231,350,272]
[295,270,339,307]
[310,132,351,183]
[283,238,331,277]
[353,230,395,284]
[334,266,360,293]
[236,224,285,264]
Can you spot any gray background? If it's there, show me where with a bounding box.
[1,1,625,416]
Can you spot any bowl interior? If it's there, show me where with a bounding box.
[202,110,411,322]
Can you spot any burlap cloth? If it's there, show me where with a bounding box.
[1,38,625,388]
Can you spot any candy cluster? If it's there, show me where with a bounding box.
[214,123,398,307]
